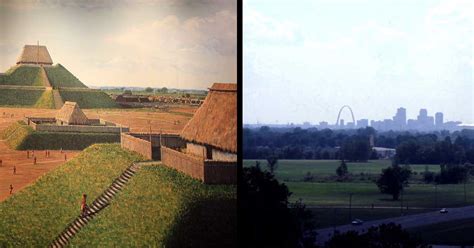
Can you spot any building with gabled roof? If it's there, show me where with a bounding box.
[16,45,53,65]
[56,101,89,125]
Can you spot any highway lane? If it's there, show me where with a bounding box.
[316,205,474,245]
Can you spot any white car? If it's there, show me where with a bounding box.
[351,219,364,225]
[439,208,448,213]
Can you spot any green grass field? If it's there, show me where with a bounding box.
[59,89,118,108]
[0,88,45,107]
[44,64,87,88]
[244,159,474,229]
[243,160,440,182]
[2,122,120,150]
[0,65,45,86]
[0,144,144,247]
[70,164,236,247]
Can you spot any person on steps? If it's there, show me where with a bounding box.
[81,194,88,216]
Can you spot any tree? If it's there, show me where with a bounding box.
[326,223,426,248]
[145,87,153,92]
[123,89,132,95]
[266,156,278,174]
[161,87,168,93]
[376,164,412,200]
[336,160,348,178]
[240,165,316,247]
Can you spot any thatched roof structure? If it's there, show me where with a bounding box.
[16,45,53,65]
[56,101,88,125]
[180,83,237,153]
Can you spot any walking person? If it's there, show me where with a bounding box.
[0,159,2,167]
[81,194,88,216]
[9,184,13,194]
[13,166,16,175]
[34,156,37,165]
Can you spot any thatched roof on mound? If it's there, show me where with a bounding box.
[16,45,53,65]
[56,101,88,125]
[180,83,237,153]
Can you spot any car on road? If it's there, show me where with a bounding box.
[440,208,448,213]
[351,219,364,225]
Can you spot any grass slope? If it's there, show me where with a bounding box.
[70,164,236,248]
[0,65,44,86]
[0,88,45,107]
[44,64,87,88]
[3,122,120,150]
[34,90,55,108]
[0,144,144,247]
[59,89,118,108]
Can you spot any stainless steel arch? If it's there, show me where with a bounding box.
[336,105,355,126]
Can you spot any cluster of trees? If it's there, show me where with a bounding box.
[396,135,474,165]
[326,223,425,248]
[244,126,474,164]
[240,162,317,247]
[243,127,376,160]
[423,164,473,184]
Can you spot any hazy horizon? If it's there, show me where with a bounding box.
[0,0,237,90]
[244,0,473,124]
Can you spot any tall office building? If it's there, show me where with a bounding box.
[393,107,407,129]
[435,112,443,127]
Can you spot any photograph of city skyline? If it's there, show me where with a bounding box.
[242,0,474,247]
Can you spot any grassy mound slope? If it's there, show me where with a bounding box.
[59,89,118,108]
[70,164,237,248]
[0,65,45,86]
[0,88,45,107]
[0,144,144,247]
[3,122,120,150]
[34,90,55,108]
[44,64,87,88]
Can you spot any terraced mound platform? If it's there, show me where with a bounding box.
[0,144,236,247]
[1,121,120,150]
[58,88,118,109]
[43,64,87,88]
[0,65,47,86]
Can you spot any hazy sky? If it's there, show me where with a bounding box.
[0,0,236,89]
[244,0,473,124]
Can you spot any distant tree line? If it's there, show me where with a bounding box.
[244,127,474,164]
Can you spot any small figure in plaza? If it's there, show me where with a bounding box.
[13,166,16,175]
[34,156,37,165]
[9,185,13,194]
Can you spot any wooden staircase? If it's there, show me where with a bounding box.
[50,163,141,248]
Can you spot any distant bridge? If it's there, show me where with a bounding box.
[335,105,355,126]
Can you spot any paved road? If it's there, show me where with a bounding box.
[316,205,474,245]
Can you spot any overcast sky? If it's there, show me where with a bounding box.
[0,0,236,89]
[244,0,473,124]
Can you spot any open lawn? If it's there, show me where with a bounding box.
[0,144,143,247]
[70,164,236,247]
[243,160,440,182]
[287,181,474,208]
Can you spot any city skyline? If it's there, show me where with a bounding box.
[244,0,473,124]
[245,106,471,132]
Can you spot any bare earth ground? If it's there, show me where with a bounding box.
[0,106,196,202]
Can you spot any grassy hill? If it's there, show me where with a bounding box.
[44,64,87,88]
[2,122,120,150]
[70,164,236,247]
[0,88,45,107]
[59,89,118,108]
[0,144,144,247]
[0,65,45,86]
[34,90,55,108]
